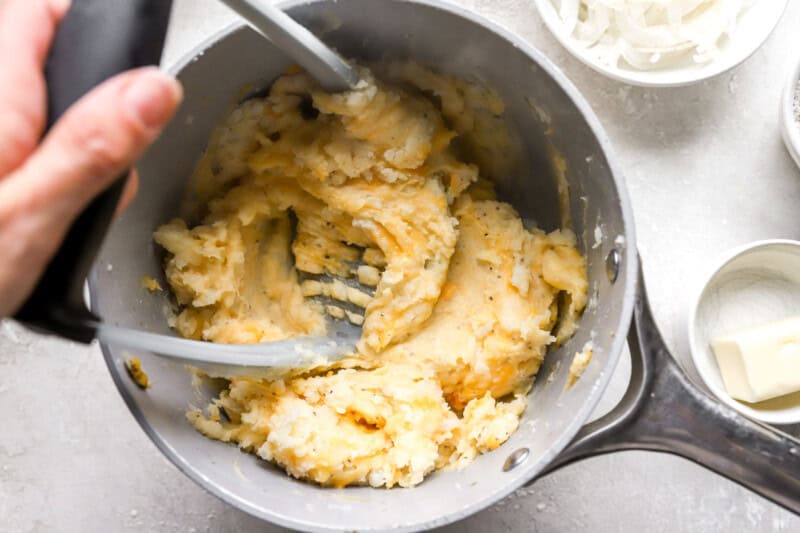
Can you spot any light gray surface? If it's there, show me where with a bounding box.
[1,0,799,531]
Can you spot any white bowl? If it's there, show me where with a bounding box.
[688,240,800,426]
[533,0,789,87]
[780,54,800,169]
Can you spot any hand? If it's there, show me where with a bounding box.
[0,0,183,317]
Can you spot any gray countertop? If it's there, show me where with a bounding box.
[2,0,799,531]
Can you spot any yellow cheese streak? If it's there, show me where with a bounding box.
[154,63,587,488]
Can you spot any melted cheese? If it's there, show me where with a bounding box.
[154,64,588,488]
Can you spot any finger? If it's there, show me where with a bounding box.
[0,0,71,176]
[0,67,181,315]
[116,168,140,215]
[10,66,182,222]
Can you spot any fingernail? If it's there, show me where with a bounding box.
[124,68,183,130]
[48,0,71,15]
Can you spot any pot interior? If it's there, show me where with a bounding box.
[90,1,634,531]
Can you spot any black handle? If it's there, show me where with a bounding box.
[540,263,800,514]
[14,0,173,342]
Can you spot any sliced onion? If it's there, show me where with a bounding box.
[575,4,611,44]
[558,0,581,34]
[552,0,755,70]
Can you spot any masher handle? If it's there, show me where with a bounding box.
[14,0,173,342]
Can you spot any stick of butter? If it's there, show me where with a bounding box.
[710,317,800,403]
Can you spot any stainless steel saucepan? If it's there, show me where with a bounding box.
[88,1,800,531]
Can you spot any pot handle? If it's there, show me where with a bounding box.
[13,0,173,342]
[539,266,800,514]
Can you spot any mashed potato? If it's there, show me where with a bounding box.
[154,63,587,488]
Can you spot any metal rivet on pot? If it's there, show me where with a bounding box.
[606,248,621,283]
[503,448,529,472]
